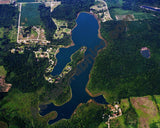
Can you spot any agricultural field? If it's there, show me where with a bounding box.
[130,96,160,128]
[110,96,160,128]
[110,8,156,20]
[20,3,41,26]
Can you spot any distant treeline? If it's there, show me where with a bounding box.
[51,0,95,21]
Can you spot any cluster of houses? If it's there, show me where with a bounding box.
[103,104,122,128]
[90,0,112,22]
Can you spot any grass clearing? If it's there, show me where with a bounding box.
[0,66,7,76]
[98,122,108,128]
[0,88,57,126]
[8,26,17,43]
[130,96,160,128]
[120,98,130,113]
[0,89,35,119]
[21,3,41,26]
[154,95,160,110]
[110,8,155,20]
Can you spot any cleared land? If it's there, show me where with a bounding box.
[130,96,160,128]
[20,3,41,26]
[110,8,156,20]
[110,96,160,128]
[0,66,7,76]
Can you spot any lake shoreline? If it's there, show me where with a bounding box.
[83,12,108,98]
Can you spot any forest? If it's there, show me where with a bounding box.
[87,15,160,102]
[0,4,18,27]
[39,4,57,41]
[51,0,95,22]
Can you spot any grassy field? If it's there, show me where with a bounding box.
[130,96,160,128]
[154,95,160,110]
[110,8,155,20]
[106,0,124,8]
[0,66,7,76]
[8,26,17,43]
[110,95,160,128]
[21,3,41,26]
[0,88,57,127]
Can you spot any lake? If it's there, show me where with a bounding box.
[40,12,107,124]
[140,47,151,59]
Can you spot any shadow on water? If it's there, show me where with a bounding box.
[39,12,108,124]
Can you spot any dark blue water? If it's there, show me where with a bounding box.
[141,5,160,12]
[40,12,107,124]
[17,0,36,2]
[141,50,150,58]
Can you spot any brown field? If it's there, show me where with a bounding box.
[0,0,10,4]
[130,96,160,128]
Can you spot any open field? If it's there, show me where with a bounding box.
[154,95,160,110]
[130,96,160,128]
[0,89,57,127]
[110,96,160,128]
[0,66,6,76]
[110,8,156,20]
[20,3,41,26]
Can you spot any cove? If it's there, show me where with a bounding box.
[40,12,107,124]
[141,5,160,12]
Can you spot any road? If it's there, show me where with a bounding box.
[17,3,22,43]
